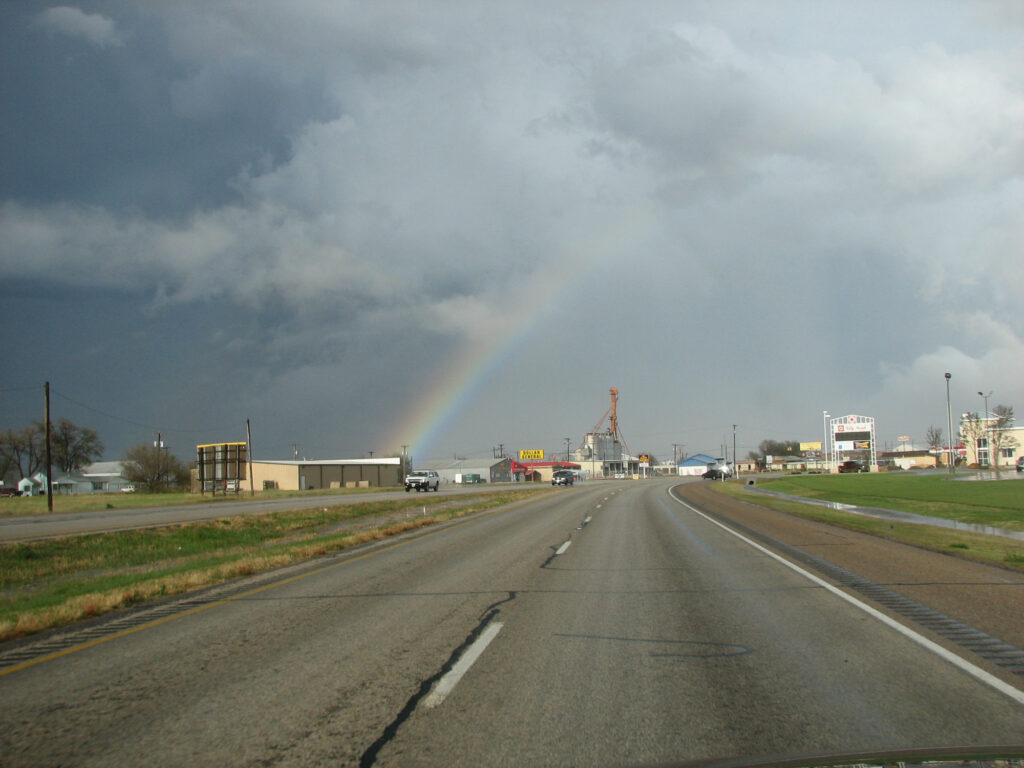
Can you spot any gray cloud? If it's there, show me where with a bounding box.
[1,1,1022,462]
[35,6,125,48]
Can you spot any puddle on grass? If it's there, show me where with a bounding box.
[744,487,1024,542]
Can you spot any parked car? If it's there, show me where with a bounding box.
[0,486,22,497]
[1016,456,1024,473]
[552,470,575,486]
[702,468,727,480]
[838,460,864,473]
[120,484,136,493]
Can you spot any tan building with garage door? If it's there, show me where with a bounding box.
[251,457,403,491]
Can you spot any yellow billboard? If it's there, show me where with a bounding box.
[800,442,822,451]
[519,449,545,460]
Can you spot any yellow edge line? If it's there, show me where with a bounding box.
[0,504,517,677]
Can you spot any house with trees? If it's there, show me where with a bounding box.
[959,405,1021,473]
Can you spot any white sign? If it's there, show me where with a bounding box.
[835,441,855,452]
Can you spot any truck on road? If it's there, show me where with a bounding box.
[405,470,440,492]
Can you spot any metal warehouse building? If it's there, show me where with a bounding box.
[251,457,403,491]
[416,457,513,485]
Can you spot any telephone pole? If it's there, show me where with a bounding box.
[246,418,254,496]
[44,382,53,512]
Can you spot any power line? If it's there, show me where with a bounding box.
[0,384,44,394]
[49,388,238,435]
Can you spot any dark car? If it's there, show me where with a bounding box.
[1016,456,1024,473]
[552,470,575,486]
[838,460,864,473]
[702,468,726,480]
[0,486,21,497]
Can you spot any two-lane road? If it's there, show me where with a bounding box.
[2,479,1022,766]
[0,483,543,541]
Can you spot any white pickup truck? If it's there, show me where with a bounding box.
[404,470,440,492]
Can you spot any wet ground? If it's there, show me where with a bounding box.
[742,481,1024,542]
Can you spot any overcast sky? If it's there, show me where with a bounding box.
[2,1,1022,466]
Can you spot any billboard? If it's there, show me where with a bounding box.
[800,442,822,452]
[828,414,877,470]
[197,441,247,494]
[836,441,870,452]
[519,449,544,460]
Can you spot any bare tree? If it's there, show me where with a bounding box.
[122,444,190,492]
[960,406,1017,477]
[0,423,47,481]
[756,439,801,458]
[925,425,943,453]
[989,405,1018,477]
[1,419,105,482]
[51,419,105,473]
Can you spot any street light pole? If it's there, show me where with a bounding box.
[945,373,954,475]
[978,390,992,420]
[822,410,830,473]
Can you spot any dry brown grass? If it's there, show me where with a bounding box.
[0,490,545,641]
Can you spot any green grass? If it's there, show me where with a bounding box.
[754,473,1024,531]
[710,474,1024,572]
[0,485,399,518]
[0,489,545,640]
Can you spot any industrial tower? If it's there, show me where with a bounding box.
[576,388,630,474]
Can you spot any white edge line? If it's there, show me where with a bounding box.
[555,540,572,555]
[424,621,504,708]
[670,492,1024,707]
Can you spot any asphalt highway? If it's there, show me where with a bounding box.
[0,484,537,542]
[1,478,1022,766]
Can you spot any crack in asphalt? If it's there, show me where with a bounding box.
[358,591,518,768]
[361,502,601,765]
[540,511,595,569]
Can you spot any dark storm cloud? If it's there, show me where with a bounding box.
[1,1,1022,461]
[3,4,334,216]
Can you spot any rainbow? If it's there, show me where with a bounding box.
[381,272,569,464]
[381,204,656,464]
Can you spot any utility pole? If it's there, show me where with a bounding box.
[732,424,737,477]
[44,381,53,512]
[945,373,955,476]
[246,418,254,496]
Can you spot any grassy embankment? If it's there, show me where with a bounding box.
[712,472,1024,569]
[0,485,393,518]
[0,488,544,641]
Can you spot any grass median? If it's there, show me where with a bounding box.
[710,473,1024,570]
[0,485,394,518]
[0,489,545,642]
